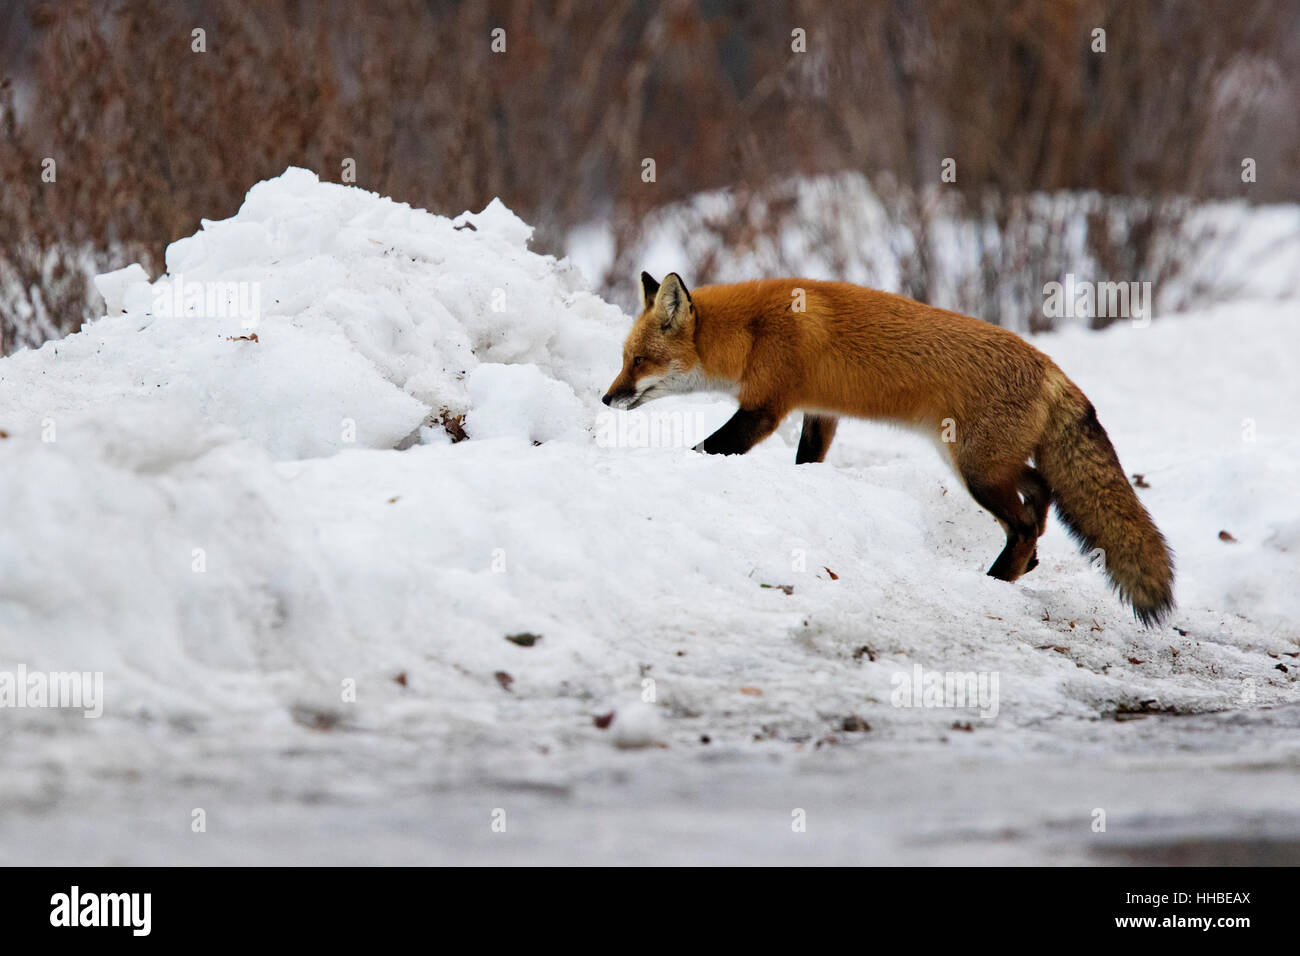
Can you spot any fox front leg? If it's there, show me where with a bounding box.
[694,406,782,456]
[795,413,839,464]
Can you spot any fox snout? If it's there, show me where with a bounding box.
[601,383,637,409]
[602,365,644,408]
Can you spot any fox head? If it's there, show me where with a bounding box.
[602,272,701,409]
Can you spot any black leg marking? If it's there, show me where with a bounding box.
[796,413,840,464]
[966,478,1039,582]
[1018,466,1052,537]
[697,407,780,456]
[1017,466,1051,575]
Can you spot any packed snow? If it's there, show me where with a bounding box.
[1,168,1297,864]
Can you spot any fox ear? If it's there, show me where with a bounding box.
[654,273,693,332]
[638,272,660,311]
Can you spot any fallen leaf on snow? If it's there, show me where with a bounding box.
[505,632,542,647]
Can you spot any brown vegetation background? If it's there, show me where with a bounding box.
[2,0,1297,350]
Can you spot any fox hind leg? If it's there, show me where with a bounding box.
[1017,466,1052,572]
[1019,466,1052,537]
[965,470,1042,582]
[796,413,840,464]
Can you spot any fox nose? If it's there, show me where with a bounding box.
[601,393,612,406]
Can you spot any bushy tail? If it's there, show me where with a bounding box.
[1036,385,1174,626]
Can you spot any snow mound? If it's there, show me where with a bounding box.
[0,167,624,460]
[465,363,588,443]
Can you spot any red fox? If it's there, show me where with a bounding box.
[602,273,1174,626]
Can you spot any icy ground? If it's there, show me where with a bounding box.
[1,169,1297,864]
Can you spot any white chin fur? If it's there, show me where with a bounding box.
[610,391,648,410]
[666,364,738,398]
[620,374,666,409]
[615,366,733,410]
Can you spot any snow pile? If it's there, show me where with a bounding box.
[1,167,623,460]
[0,170,1298,863]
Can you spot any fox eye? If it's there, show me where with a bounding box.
[633,356,645,366]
